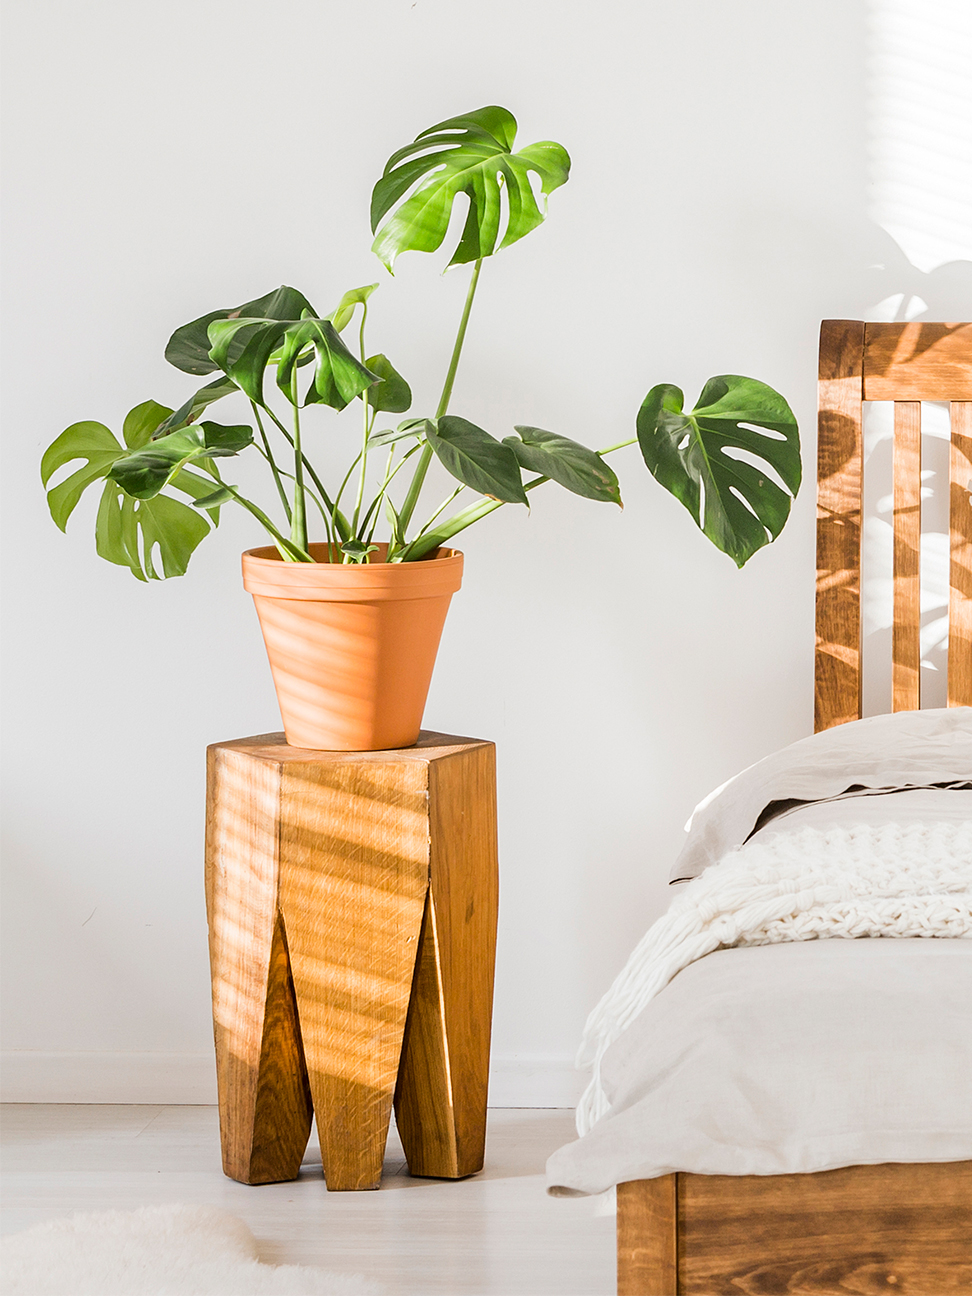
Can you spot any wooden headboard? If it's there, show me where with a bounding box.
[815,320,972,732]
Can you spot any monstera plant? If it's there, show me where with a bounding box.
[41,105,800,751]
[42,105,800,577]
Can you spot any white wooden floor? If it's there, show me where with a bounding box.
[0,1105,615,1295]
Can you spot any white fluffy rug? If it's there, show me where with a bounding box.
[1,1202,383,1295]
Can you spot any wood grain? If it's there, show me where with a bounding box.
[205,731,498,1192]
[864,322,972,400]
[395,744,499,1179]
[677,1161,972,1295]
[815,319,865,732]
[950,401,972,706]
[893,401,922,711]
[617,1176,677,1296]
[277,755,430,1191]
[204,747,313,1184]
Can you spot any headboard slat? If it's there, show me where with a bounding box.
[816,322,972,729]
[892,402,922,712]
[948,401,972,707]
[863,323,972,400]
[815,321,865,733]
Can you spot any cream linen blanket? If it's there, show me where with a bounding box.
[575,820,972,1135]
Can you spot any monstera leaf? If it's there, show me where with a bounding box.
[40,402,234,580]
[156,375,239,436]
[637,376,801,567]
[95,484,211,581]
[164,286,318,376]
[504,426,622,506]
[425,415,528,504]
[108,421,253,499]
[363,354,411,414]
[41,421,128,531]
[160,284,379,428]
[328,283,379,332]
[371,106,570,270]
[207,315,378,412]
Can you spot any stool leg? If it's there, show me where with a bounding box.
[277,760,430,1191]
[206,749,313,1184]
[395,745,499,1179]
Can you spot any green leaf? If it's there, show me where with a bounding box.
[370,417,426,448]
[207,314,378,412]
[385,494,406,550]
[156,375,239,435]
[363,354,411,414]
[169,467,224,523]
[328,283,379,333]
[139,494,211,578]
[275,318,379,411]
[505,426,622,506]
[426,415,528,504]
[41,421,126,531]
[189,484,236,508]
[636,375,801,568]
[108,421,253,499]
[341,540,379,563]
[123,400,173,449]
[165,285,318,376]
[96,482,145,579]
[207,318,290,405]
[371,106,571,271]
[94,482,211,580]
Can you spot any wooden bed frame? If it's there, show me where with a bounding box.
[616,320,972,1296]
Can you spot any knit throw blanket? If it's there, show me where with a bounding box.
[575,820,972,1136]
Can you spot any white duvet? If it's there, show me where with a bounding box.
[547,710,972,1196]
[547,938,972,1195]
[575,813,972,1134]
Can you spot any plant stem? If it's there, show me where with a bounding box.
[436,257,482,419]
[397,258,484,537]
[333,452,363,520]
[416,484,465,537]
[256,456,335,551]
[350,403,372,544]
[364,448,396,545]
[596,436,638,455]
[361,443,419,544]
[288,371,309,553]
[263,404,350,540]
[220,484,313,562]
[396,475,546,562]
[349,302,371,553]
[251,401,291,524]
[396,438,637,560]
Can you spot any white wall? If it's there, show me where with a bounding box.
[2,0,969,1104]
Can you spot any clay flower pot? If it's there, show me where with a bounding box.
[241,543,463,751]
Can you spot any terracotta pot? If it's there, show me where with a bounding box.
[242,542,463,752]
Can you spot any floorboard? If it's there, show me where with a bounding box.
[0,1104,613,1295]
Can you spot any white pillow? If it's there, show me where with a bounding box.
[670,707,972,882]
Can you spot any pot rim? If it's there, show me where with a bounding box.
[242,542,463,602]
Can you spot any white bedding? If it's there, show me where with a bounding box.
[546,938,972,1195]
[574,808,972,1134]
[547,710,972,1196]
[672,707,972,882]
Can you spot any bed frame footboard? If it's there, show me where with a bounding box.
[617,1161,972,1295]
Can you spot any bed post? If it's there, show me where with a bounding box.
[815,319,865,733]
[617,1176,677,1295]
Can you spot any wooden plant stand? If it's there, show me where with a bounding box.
[204,730,498,1192]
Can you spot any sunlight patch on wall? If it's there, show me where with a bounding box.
[861,2,970,710]
[867,0,972,320]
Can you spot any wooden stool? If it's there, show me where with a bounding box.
[204,730,498,1191]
